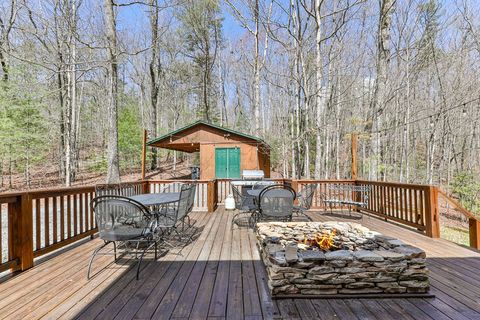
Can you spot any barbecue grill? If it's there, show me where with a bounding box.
[242,170,264,180]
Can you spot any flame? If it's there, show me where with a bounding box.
[301,229,337,251]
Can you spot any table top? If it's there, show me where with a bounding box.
[247,189,293,198]
[231,180,277,186]
[129,192,180,206]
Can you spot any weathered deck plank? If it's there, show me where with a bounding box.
[0,207,479,320]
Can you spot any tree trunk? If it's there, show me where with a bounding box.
[314,0,323,179]
[370,0,395,180]
[65,0,78,186]
[253,0,261,135]
[149,0,160,170]
[104,0,120,183]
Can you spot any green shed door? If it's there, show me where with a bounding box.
[215,147,240,178]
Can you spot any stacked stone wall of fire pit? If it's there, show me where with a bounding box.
[256,222,429,297]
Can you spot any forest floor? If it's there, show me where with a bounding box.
[0,160,193,193]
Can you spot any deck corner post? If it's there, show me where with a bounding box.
[11,193,34,271]
[351,133,358,180]
[469,218,480,249]
[207,179,218,213]
[425,186,440,238]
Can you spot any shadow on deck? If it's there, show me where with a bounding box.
[0,207,479,320]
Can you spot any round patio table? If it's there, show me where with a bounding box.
[129,192,180,207]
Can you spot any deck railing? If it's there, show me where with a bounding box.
[0,178,478,275]
[438,189,480,249]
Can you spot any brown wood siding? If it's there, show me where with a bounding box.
[152,124,258,147]
[200,143,264,180]
[258,148,271,178]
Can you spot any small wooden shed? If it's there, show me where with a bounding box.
[145,121,270,180]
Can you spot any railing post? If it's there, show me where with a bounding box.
[207,179,218,213]
[290,180,298,193]
[142,180,149,194]
[351,133,358,180]
[469,218,480,249]
[425,186,440,238]
[9,194,34,271]
[290,180,299,204]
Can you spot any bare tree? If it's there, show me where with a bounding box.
[369,0,396,180]
[104,0,120,183]
[149,0,160,170]
[0,0,17,82]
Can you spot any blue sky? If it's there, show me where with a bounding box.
[114,1,246,43]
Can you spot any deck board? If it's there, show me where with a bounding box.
[1,207,480,320]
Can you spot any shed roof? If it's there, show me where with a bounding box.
[147,120,268,153]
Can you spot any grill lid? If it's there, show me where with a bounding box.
[242,170,264,180]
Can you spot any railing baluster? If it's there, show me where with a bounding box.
[35,199,41,251]
[79,193,84,234]
[60,196,65,241]
[67,195,72,238]
[89,192,94,229]
[83,190,88,231]
[44,197,50,247]
[52,197,58,244]
[74,194,79,236]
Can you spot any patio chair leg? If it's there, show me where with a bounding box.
[173,227,194,243]
[231,211,244,229]
[113,241,117,261]
[135,241,157,280]
[136,251,146,280]
[87,241,111,280]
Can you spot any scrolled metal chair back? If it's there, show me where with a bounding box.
[91,195,152,237]
[231,184,244,209]
[187,183,197,213]
[300,183,317,210]
[95,183,141,197]
[258,184,296,219]
[175,184,193,221]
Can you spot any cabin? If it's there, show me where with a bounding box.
[146,120,270,180]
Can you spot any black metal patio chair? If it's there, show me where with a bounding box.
[95,182,142,197]
[293,183,318,220]
[87,195,158,280]
[156,183,195,242]
[231,183,259,228]
[253,184,296,228]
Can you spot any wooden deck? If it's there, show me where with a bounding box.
[0,207,479,320]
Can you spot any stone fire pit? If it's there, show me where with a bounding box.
[256,222,430,297]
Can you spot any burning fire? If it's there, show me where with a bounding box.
[301,229,337,251]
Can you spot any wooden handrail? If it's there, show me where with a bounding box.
[438,189,480,249]
[438,189,477,220]
[355,179,430,190]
